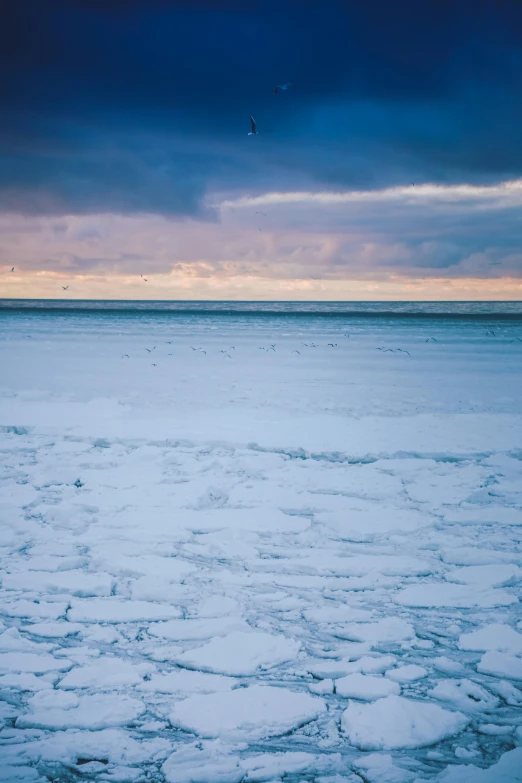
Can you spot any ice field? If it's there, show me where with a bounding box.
[0,304,521,782]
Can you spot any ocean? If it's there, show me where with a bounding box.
[1,298,522,316]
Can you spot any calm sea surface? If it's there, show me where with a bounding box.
[1,300,522,319]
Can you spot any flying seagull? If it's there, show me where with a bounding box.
[273,83,297,95]
[122,354,130,358]
[292,350,300,355]
[248,116,258,135]
[256,212,267,217]
[62,286,69,291]
[10,267,14,272]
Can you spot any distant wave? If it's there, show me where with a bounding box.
[1,299,521,319]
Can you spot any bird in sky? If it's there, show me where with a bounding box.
[328,343,337,347]
[292,350,300,355]
[248,116,258,135]
[396,348,411,356]
[151,363,157,367]
[62,286,69,290]
[425,337,438,342]
[10,267,14,272]
[122,354,129,358]
[273,83,297,95]
[256,212,267,217]
[145,347,156,353]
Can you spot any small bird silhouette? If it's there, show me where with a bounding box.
[396,348,411,356]
[328,343,337,347]
[122,354,129,358]
[273,83,297,95]
[256,212,267,217]
[10,267,14,272]
[62,286,69,291]
[151,363,157,367]
[248,116,258,135]
[292,350,300,355]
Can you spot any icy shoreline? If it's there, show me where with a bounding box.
[1,311,521,782]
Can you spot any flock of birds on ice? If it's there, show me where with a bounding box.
[119,329,522,367]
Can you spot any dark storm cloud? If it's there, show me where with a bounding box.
[1,0,522,215]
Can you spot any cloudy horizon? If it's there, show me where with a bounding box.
[2,0,522,300]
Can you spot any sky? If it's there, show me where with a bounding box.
[1,0,522,300]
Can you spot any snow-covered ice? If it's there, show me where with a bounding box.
[1,305,521,780]
[341,695,469,750]
[174,630,301,675]
[169,685,326,740]
[335,672,401,700]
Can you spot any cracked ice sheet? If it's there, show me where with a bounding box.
[1,310,522,781]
